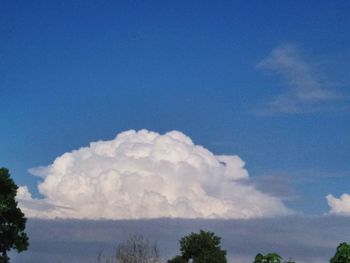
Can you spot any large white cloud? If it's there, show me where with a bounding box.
[327,193,350,215]
[17,130,290,219]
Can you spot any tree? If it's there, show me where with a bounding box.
[0,168,29,263]
[167,255,186,263]
[97,235,161,263]
[116,235,160,263]
[253,253,282,263]
[168,230,227,263]
[330,242,350,263]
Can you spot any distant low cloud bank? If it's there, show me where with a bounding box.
[17,130,290,219]
[12,216,350,263]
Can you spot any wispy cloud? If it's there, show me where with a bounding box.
[256,44,347,115]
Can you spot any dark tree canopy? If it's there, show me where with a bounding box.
[0,168,29,263]
[167,255,187,263]
[253,252,282,263]
[330,242,350,263]
[168,230,227,263]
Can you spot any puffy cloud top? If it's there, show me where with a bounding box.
[18,130,290,219]
[327,194,350,215]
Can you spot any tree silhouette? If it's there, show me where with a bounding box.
[253,253,282,263]
[97,235,161,263]
[0,168,29,263]
[168,230,227,263]
[330,242,350,263]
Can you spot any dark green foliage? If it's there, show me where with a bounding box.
[0,168,29,262]
[167,255,187,263]
[330,242,350,263]
[253,252,282,263]
[254,253,264,263]
[168,230,227,263]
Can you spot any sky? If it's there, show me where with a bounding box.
[9,217,350,263]
[1,0,350,261]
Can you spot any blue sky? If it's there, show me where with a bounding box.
[1,0,350,216]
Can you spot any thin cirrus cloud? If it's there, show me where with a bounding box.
[256,44,346,115]
[17,129,291,220]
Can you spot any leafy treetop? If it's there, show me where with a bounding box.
[168,230,227,263]
[253,253,283,263]
[0,168,29,263]
[330,242,350,263]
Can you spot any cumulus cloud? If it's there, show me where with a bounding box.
[326,193,350,215]
[18,130,290,219]
[256,44,345,115]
